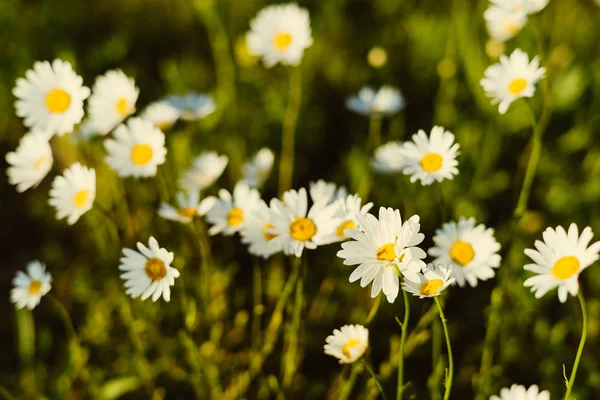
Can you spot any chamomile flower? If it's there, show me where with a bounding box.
[165,93,215,121]
[372,141,405,173]
[346,86,405,117]
[179,152,228,190]
[206,182,262,236]
[491,0,550,14]
[13,59,90,136]
[402,264,454,299]
[10,261,52,310]
[268,188,340,257]
[428,217,502,288]
[104,117,167,178]
[240,199,283,259]
[480,49,546,114]
[141,101,180,131]
[484,6,527,42]
[242,147,275,189]
[398,126,460,186]
[119,237,180,302]
[48,163,95,225]
[158,190,216,224]
[337,207,427,303]
[246,3,313,68]
[6,131,53,192]
[491,384,550,400]
[523,223,600,303]
[321,194,373,244]
[87,69,139,135]
[309,180,338,205]
[324,324,369,364]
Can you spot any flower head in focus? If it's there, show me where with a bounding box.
[324,324,369,364]
[402,264,454,299]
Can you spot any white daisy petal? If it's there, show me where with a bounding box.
[10,261,52,310]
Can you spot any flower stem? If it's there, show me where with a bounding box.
[434,297,453,400]
[362,358,388,400]
[563,291,588,400]
[252,259,263,350]
[368,115,382,151]
[339,364,361,400]
[396,290,410,400]
[514,102,542,218]
[365,294,382,325]
[278,67,303,197]
[283,257,304,388]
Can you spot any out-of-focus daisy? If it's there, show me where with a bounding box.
[76,120,101,141]
[240,199,283,259]
[321,194,373,244]
[428,217,501,288]
[166,93,215,121]
[246,3,313,68]
[119,237,180,302]
[268,188,340,257]
[491,384,550,400]
[6,131,53,192]
[480,48,546,115]
[141,101,180,131]
[104,117,167,178]
[402,264,454,299]
[398,126,460,186]
[324,324,369,364]
[206,182,262,236]
[491,0,550,14]
[346,86,405,117]
[13,59,90,136]
[523,223,600,303]
[337,207,427,303]
[242,147,275,189]
[484,6,527,42]
[10,261,52,310]
[309,180,338,205]
[372,141,405,173]
[158,190,216,224]
[48,162,96,225]
[179,152,228,190]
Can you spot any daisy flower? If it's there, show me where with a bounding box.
[523,223,600,303]
[158,190,216,224]
[268,188,340,257]
[484,6,527,42]
[6,130,53,192]
[398,126,460,186]
[491,0,550,14]
[346,86,405,117]
[402,264,455,299]
[320,194,373,244]
[119,236,180,302]
[242,147,275,189]
[10,261,52,310]
[491,384,550,400]
[480,48,546,115]
[141,101,180,131]
[309,180,338,205]
[240,199,283,259]
[337,207,427,303]
[246,3,313,68]
[428,217,502,288]
[166,93,215,121]
[49,162,95,225]
[206,182,262,236]
[104,117,167,178]
[179,152,228,190]
[13,59,90,136]
[324,324,369,364]
[87,69,139,135]
[372,141,405,173]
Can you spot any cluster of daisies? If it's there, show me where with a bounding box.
[484,0,549,43]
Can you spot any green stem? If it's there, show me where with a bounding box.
[0,386,15,400]
[434,297,453,400]
[283,258,304,388]
[252,259,263,350]
[563,291,588,400]
[339,364,361,400]
[396,290,410,400]
[368,115,382,151]
[514,102,542,218]
[365,294,382,325]
[474,286,503,400]
[362,359,388,400]
[278,67,303,197]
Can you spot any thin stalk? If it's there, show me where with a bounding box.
[278,67,303,197]
[339,364,361,400]
[514,102,542,218]
[396,290,410,400]
[434,297,453,400]
[362,358,388,400]
[0,386,15,400]
[252,259,263,350]
[563,291,588,400]
[283,258,304,388]
[368,115,382,151]
[365,294,382,326]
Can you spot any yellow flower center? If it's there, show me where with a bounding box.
[376,243,396,261]
[263,222,277,240]
[130,144,153,165]
[28,280,42,295]
[45,89,71,113]
[227,208,244,227]
[177,207,197,218]
[420,153,443,173]
[157,121,171,131]
[420,279,444,296]
[273,32,293,50]
[289,217,317,242]
[450,241,475,266]
[145,258,167,281]
[33,156,48,170]
[116,97,129,116]
[507,78,527,95]
[73,189,90,208]
[551,256,580,280]
[336,220,355,238]
[342,338,361,359]
[506,24,520,35]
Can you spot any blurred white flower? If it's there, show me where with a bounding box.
[484,6,527,42]
[346,86,405,117]
[165,93,215,121]
[6,130,53,192]
[240,199,283,259]
[158,190,216,224]
[179,152,228,190]
[242,147,275,189]
[491,0,550,14]
[372,141,405,173]
[141,101,180,131]
[11,261,52,310]
[206,182,262,236]
[309,179,338,205]
[49,162,96,225]
[324,324,369,364]
[402,264,454,299]
[490,384,550,400]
